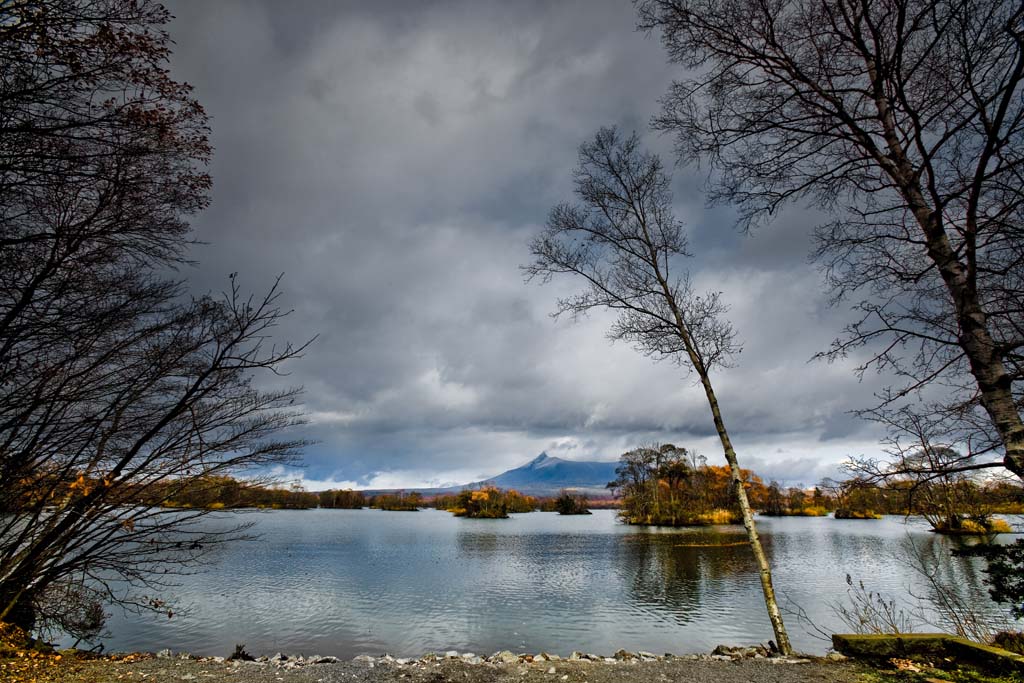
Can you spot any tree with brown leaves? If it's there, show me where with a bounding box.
[0,1,309,640]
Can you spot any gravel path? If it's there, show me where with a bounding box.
[49,655,867,683]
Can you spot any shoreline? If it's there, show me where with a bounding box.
[145,644,826,669]
[12,634,1011,683]
[7,644,865,683]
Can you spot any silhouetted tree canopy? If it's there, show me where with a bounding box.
[0,0,309,641]
[639,0,1024,480]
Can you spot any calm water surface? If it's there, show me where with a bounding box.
[96,509,1009,657]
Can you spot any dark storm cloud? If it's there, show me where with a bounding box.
[164,0,891,488]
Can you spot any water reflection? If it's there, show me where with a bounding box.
[89,510,1007,658]
[893,532,1007,634]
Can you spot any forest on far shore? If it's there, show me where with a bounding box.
[31,443,1016,535]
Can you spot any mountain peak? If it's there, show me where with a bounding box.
[480,453,618,495]
[525,452,557,468]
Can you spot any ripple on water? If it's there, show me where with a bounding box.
[92,509,1006,657]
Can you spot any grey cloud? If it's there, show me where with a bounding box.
[163,0,896,488]
[739,455,848,489]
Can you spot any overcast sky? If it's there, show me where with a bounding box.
[165,0,895,490]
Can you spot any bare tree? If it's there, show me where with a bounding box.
[0,0,310,639]
[637,0,1024,478]
[526,127,793,654]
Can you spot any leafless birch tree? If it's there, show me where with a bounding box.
[526,127,792,654]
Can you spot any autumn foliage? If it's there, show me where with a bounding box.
[0,620,66,683]
[434,486,538,518]
[0,620,153,683]
[609,445,752,526]
[370,491,423,511]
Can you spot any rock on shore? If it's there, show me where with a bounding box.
[46,651,864,683]
[49,646,862,683]
[153,645,815,670]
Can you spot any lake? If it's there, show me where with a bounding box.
[94,509,1010,658]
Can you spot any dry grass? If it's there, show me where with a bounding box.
[694,509,742,525]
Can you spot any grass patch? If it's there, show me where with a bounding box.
[856,658,1024,683]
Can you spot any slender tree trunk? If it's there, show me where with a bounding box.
[698,374,793,655]
[659,293,793,653]
[647,244,794,654]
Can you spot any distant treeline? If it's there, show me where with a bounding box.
[369,491,422,511]
[31,463,1020,530]
[4,475,327,511]
[815,476,1021,532]
[607,444,1024,530]
[147,476,320,510]
[318,489,367,509]
[131,477,585,516]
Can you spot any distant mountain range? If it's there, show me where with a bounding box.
[363,453,620,498]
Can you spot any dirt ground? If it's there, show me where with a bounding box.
[5,653,869,683]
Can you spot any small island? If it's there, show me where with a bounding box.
[553,490,592,515]
[434,486,538,518]
[608,445,746,526]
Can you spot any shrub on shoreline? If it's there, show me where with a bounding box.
[931,516,1011,535]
